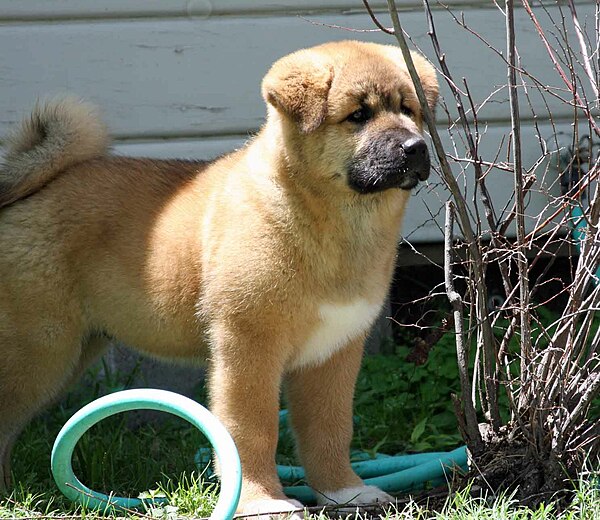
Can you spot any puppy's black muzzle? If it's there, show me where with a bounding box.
[348,129,430,194]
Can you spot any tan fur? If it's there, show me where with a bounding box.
[0,41,437,513]
[0,97,110,207]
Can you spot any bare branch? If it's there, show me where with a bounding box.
[568,0,599,101]
[361,0,394,35]
[444,201,483,450]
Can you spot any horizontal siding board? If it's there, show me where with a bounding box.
[0,5,595,140]
[113,136,247,160]
[0,1,491,21]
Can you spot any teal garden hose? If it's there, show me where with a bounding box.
[195,444,468,504]
[196,410,468,504]
[570,205,600,285]
[280,446,467,503]
[53,390,467,517]
[278,410,467,502]
[51,389,241,520]
[558,134,600,285]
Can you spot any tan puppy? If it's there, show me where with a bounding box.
[0,41,437,515]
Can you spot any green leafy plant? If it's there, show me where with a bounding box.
[353,343,463,455]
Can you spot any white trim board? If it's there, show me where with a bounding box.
[0,5,596,140]
[0,1,498,21]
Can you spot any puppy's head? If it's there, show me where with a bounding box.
[261,41,438,195]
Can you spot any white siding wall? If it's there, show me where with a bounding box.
[0,1,596,243]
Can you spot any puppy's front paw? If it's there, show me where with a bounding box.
[316,485,393,506]
[238,498,305,520]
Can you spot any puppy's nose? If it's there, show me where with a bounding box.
[402,137,430,180]
[403,137,427,158]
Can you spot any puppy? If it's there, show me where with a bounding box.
[0,40,437,515]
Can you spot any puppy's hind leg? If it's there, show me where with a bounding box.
[0,327,96,490]
[59,334,111,398]
[0,437,16,491]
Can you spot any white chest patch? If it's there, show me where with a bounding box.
[292,299,383,369]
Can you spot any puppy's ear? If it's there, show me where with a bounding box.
[262,51,333,133]
[410,51,439,112]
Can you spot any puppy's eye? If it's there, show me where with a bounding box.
[400,104,414,117]
[346,107,373,124]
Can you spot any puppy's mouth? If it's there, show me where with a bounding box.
[347,131,430,194]
[397,174,420,191]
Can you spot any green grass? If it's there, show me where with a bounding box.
[1,345,598,519]
[2,473,599,519]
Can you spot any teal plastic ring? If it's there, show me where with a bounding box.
[51,389,242,520]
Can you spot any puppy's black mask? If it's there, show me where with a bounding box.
[348,129,430,194]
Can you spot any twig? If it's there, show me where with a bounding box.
[521,0,600,137]
[407,315,454,365]
[444,201,483,450]
[379,0,499,440]
[233,499,406,519]
[63,482,156,519]
[297,16,381,33]
[361,0,394,34]
[505,0,533,413]
[421,0,503,430]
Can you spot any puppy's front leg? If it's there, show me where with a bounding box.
[286,337,393,507]
[208,327,303,517]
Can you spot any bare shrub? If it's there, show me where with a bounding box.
[365,0,600,504]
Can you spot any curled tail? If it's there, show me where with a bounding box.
[0,97,110,208]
